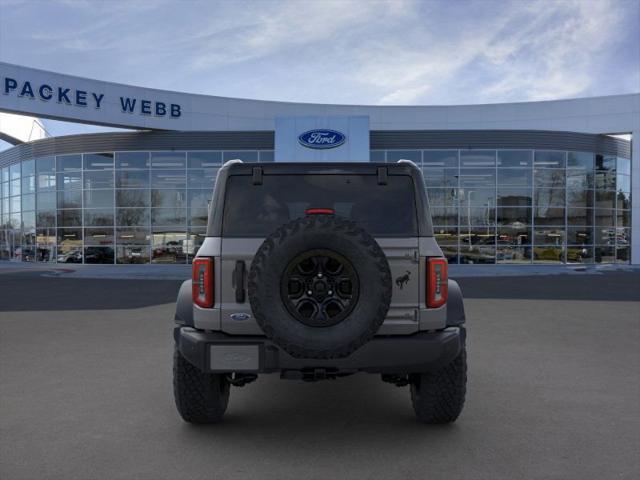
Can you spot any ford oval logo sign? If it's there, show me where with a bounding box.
[298,129,346,149]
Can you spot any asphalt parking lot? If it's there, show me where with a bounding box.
[1,271,639,480]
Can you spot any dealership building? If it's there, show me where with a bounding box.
[0,62,638,265]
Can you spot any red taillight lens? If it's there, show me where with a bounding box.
[427,258,448,308]
[192,258,214,308]
[305,208,335,215]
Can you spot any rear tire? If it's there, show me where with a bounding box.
[173,344,230,424]
[410,340,467,424]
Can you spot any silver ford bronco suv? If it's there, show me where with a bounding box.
[173,160,467,424]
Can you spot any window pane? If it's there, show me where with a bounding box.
[188,190,212,209]
[532,246,564,263]
[498,225,531,245]
[222,151,258,163]
[567,227,593,245]
[567,208,593,226]
[84,153,114,170]
[116,227,150,245]
[21,159,35,176]
[37,173,56,191]
[150,151,186,169]
[22,211,36,231]
[151,189,186,208]
[534,151,565,168]
[423,168,458,188]
[423,150,458,168]
[116,189,150,208]
[594,226,615,244]
[566,169,593,189]
[615,246,630,264]
[117,208,150,226]
[36,157,55,174]
[534,169,565,187]
[84,170,114,189]
[497,207,531,225]
[595,246,615,263]
[187,151,222,168]
[151,230,187,263]
[187,168,218,188]
[594,209,615,227]
[386,150,420,164]
[370,151,385,162]
[459,239,496,264]
[497,150,532,167]
[594,191,616,209]
[497,188,532,206]
[459,207,495,226]
[116,170,149,188]
[534,188,565,208]
[566,246,593,264]
[151,208,186,226]
[458,168,495,187]
[22,193,35,211]
[115,152,149,169]
[567,151,593,169]
[259,151,274,163]
[566,188,593,208]
[116,245,150,264]
[84,246,114,264]
[188,208,209,226]
[36,210,55,228]
[57,245,83,263]
[84,209,114,226]
[57,171,82,190]
[21,177,36,194]
[616,210,630,227]
[616,174,630,194]
[458,188,495,207]
[10,178,21,196]
[57,209,82,227]
[497,246,532,263]
[433,226,459,246]
[430,206,458,226]
[534,227,565,245]
[57,190,82,209]
[460,151,495,167]
[534,206,565,225]
[426,188,457,207]
[57,154,82,171]
[151,170,186,188]
[10,195,21,212]
[85,228,114,245]
[595,155,615,172]
[37,191,56,210]
[616,157,630,176]
[84,190,114,209]
[497,169,531,186]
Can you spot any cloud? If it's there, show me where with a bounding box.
[0,0,637,106]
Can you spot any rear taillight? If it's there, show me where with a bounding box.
[427,258,448,308]
[192,258,214,308]
[305,208,335,215]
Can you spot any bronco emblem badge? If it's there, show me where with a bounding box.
[395,270,411,289]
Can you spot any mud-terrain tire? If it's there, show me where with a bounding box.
[173,344,230,424]
[248,214,392,359]
[410,332,467,424]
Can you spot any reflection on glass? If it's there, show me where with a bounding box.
[116,170,149,188]
[423,151,458,168]
[532,246,564,263]
[83,153,114,170]
[57,154,82,171]
[498,150,532,167]
[497,246,531,263]
[534,151,565,168]
[151,230,187,263]
[116,152,149,169]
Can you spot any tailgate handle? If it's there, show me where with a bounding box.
[232,260,246,303]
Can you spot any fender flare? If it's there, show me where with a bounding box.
[174,280,194,327]
[446,279,465,326]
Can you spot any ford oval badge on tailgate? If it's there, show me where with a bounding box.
[230,312,251,321]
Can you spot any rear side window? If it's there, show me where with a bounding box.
[222,174,418,237]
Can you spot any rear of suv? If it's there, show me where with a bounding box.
[173,160,467,424]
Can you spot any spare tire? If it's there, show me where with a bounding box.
[248,214,392,359]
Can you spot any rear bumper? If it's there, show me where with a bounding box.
[174,326,464,375]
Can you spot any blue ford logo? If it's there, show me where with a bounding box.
[230,313,251,321]
[298,129,346,149]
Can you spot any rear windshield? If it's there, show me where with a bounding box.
[222,174,418,237]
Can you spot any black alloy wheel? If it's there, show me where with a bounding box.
[281,249,359,328]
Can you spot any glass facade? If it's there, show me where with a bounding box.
[0,150,273,264]
[0,147,632,265]
[373,149,632,264]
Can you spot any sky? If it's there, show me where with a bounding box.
[0,0,639,143]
